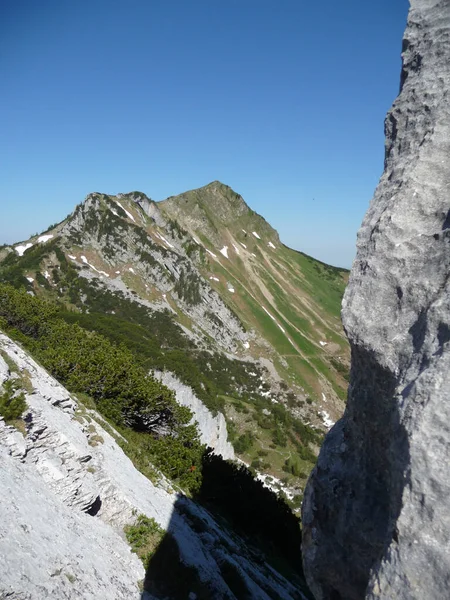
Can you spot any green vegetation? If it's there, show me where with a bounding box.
[0,283,204,492]
[0,379,27,423]
[124,514,166,569]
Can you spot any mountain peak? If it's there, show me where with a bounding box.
[158,182,279,247]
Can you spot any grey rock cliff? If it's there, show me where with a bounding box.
[155,370,235,460]
[302,2,450,599]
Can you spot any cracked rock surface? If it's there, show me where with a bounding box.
[302,1,450,599]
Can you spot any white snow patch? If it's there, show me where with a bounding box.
[319,340,328,347]
[243,341,250,349]
[115,200,135,222]
[252,231,261,239]
[322,393,327,402]
[209,276,220,282]
[206,249,217,258]
[277,324,286,334]
[242,229,247,234]
[251,253,257,258]
[128,267,135,274]
[115,270,120,274]
[162,293,166,299]
[80,255,109,277]
[156,233,174,248]
[262,307,276,321]
[232,243,240,255]
[240,242,247,249]
[219,246,229,258]
[255,472,295,500]
[227,286,235,293]
[43,271,50,280]
[319,410,335,429]
[26,277,34,283]
[68,255,77,260]
[193,237,200,245]
[15,243,33,256]
[110,207,119,217]
[268,241,276,249]
[38,235,54,244]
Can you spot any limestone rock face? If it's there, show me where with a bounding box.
[0,332,306,599]
[155,370,235,460]
[302,2,450,599]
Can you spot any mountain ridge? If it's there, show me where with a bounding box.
[0,181,349,498]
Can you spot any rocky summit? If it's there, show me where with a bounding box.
[302,1,450,599]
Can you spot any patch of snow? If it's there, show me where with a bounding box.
[240,242,247,249]
[193,237,200,245]
[242,229,247,234]
[243,341,250,349]
[322,393,327,402]
[209,276,220,282]
[162,293,166,299]
[43,271,50,280]
[110,207,119,217]
[271,398,279,404]
[15,243,33,256]
[319,340,328,347]
[263,307,276,321]
[115,200,135,222]
[115,270,120,274]
[251,253,257,258]
[319,410,335,429]
[206,249,217,258]
[277,324,286,334]
[252,231,261,239]
[26,277,34,283]
[156,233,174,248]
[80,255,109,277]
[232,243,240,255]
[255,471,295,500]
[38,234,54,244]
[268,241,276,249]
[227,286,235,293]
[68,255,77,260]
[220,246,229,258]
[128,267,135,274]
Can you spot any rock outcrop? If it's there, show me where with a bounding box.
[0,332,306,599]
[155,370,235,460]
[302,1,450,599]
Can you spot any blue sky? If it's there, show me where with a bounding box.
[0,0,409,268]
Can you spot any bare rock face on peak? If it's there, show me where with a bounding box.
[302,2,450,599]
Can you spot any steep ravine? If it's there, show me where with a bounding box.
[302,1,450,599]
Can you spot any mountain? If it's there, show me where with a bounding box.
[0,182,351,597]
[302,2,450,599]
[0,182,349,500]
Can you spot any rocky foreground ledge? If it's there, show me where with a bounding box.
[0,332,306,599]
[302,1,450,599]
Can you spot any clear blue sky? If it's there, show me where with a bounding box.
[0,0,409,268]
